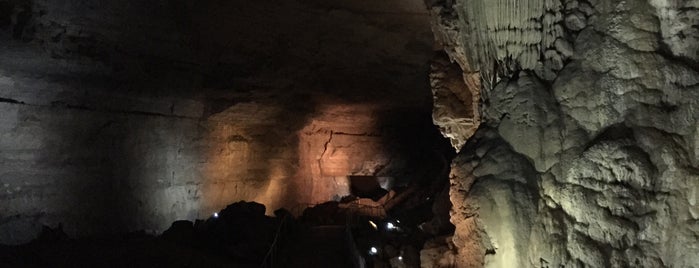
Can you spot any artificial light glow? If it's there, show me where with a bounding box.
[386,222,395,230]
[398,256,403,261]
[213,212,219,218]
[369,246,378,255]
[369,220,378,230]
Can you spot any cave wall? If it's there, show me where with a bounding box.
[0,0,445,244]
[427,0,699,267]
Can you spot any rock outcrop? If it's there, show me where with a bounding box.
[427,0,699,266]
[430,53,481,151]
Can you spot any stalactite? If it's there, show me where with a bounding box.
[452,0,567,79]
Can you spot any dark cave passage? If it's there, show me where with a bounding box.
[0,0,456,267]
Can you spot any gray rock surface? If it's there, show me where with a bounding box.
[427,0,699,267]
[484,73,565,172]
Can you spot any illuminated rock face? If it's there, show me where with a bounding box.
[0,0,445,244]
[429,53,480,151]
[428,0,699,267]
[297,103,390,204]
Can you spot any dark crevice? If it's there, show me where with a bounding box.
[655,37,699,73]
[583,123,634,151]
[317,130,334,175]
[64,104,197,119]
[0,97,198,119]
[332,131,381,137]
[0,97,25,104]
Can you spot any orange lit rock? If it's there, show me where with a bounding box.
[202,102,298,215]
[296,103,394,206]
[430,53,480,152]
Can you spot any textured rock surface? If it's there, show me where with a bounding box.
[420,236,457,268]
[427,0,572,82]
[430,53,480,151]
[446,129,540,268]
[428,0,699,267]
[0,0,448,244]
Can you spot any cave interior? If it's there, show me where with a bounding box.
[1,0,699,267]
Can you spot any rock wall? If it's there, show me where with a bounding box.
[430,53,481,151]
[0,0,447,244]
[428,0,699,267]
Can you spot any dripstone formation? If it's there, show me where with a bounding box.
[426,0,699,267]
[0,0,698,267]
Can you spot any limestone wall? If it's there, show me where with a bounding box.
[0,0,446,244]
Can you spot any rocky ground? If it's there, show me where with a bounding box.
[0,201,281,267]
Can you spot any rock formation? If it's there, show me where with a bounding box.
[430,53,481,151]
[427,0,699,267]
[0,0,450,245]
[1,0,698,266]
